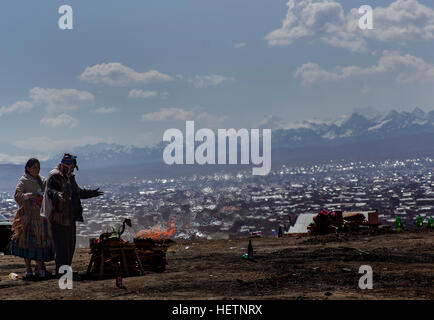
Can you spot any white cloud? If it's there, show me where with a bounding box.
[129,89,158,99]
[234,42,246,48]
[189,75,235,88]
[0,100,33,117]
[141,108,194,121]
[79,62,174,86]
[141,106,227,128]
[0,153,35,165]
[1,88,93,119]
[40,114,78,128]
[13,136,107,152]
[29,87,94,113]
[94,107,116,114]
[294,51,434,85]
[128,89,169,99]
[265,0,364,52]
[367,0,434,42]
[266,0,434,52]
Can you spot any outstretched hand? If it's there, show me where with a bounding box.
[93,188,104,197]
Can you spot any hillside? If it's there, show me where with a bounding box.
[0,229,432,300]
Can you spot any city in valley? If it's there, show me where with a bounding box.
[1,157,432,248]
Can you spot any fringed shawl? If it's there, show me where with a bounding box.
[11,174,51,248]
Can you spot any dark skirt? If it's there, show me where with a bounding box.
[10,220,54,262]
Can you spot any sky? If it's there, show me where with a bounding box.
[0,0,434,163]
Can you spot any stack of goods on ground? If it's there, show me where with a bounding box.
[308,209,378,235]
[86,218,175,279]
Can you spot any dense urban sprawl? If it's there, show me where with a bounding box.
[1,158,433,247]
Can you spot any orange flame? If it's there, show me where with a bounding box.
[135,218,176,241]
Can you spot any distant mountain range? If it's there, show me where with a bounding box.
[45,107,434,166]
[267,107,434,146]
[1,108,434,190]
[41,142,165,169]
[269,107,434,164]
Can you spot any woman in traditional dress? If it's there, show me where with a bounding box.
[10,158,54,278]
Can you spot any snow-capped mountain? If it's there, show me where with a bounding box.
[40,108,434,170]
[271,108,434,148]
[42,142,165,169]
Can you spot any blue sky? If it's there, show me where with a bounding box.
[1,0,434,162]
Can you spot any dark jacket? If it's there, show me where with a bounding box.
[46,170,99,225]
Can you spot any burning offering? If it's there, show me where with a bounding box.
[133,219,176,273]
[134,218,176,241]
[87,218,176,279]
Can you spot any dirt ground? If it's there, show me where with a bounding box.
[0,229,433,300]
